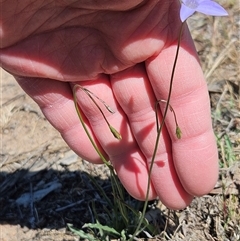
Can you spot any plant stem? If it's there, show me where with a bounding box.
[73,85,128,228]
[131,22,185,239]
[156,99,182,139]
[74,85,121,140]
[72,85,109,165]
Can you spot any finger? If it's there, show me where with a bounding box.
[146,25,218,196]
[15,76,107,164]
[73,75,157,200]
[111,64,193,209]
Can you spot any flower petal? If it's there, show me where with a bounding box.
[180,4,196,22]
[196,1,228,16]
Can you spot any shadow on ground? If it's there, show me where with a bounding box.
[0,167,119,230]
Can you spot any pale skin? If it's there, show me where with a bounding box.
[0,0,218,209]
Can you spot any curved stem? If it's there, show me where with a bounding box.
[73,85,109,165]
[157,99,182,139]
[131,22,185,239]
[74,85,121,140]
[73,85,128,227]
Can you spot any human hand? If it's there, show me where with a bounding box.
[0,0,218,209]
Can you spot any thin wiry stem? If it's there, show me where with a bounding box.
[73,85,109,164]
[156,99,182,139]
[74,85,121,140]
[131,22,185,239]
[83,87,115,113]
[73,84,129,230]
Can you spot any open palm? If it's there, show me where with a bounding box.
[0,0,218,209]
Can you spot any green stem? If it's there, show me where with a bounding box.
[74,85,121,140]
[156,99,182,139]
[131,22,185,239]
[73,85,127,225]
[72,85,109,165]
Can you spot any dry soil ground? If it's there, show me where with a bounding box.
[1,1,239,240]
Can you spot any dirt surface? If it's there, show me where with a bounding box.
[1,1,240,240]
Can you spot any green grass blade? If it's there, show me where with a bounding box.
[83,223,121,236]
[67,223,97,240]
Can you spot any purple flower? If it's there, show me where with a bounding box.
[180,0,228,22]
